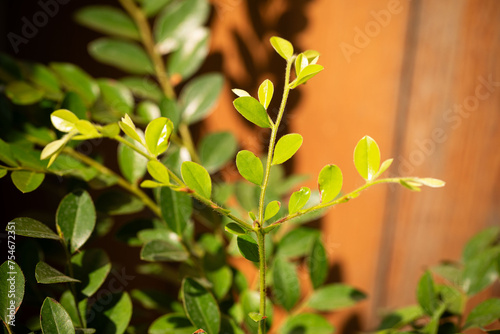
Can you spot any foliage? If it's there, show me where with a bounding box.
[3,1,490,334]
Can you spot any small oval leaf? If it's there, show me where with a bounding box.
[147,160,170,185]
[236,150,263,185]
[258,79,274,109]
[270,36,294,61]
[182,278,221,334]
[40,297,75,334]
[272,133,303,165]
[181,161,212,199]
[288,187,311,214]
[145,117,173,156]
[318,164,343,203]
[353,136,381,181]
[237,234,259,262]
[264,201,281,221]
[233,96,272,128]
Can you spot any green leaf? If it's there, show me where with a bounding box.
[233,96,272,128]
[258,79,274,109]
[137,100,161,123]
[89,38,154,74]
[272,133,303,165]
[308,238,328,289]
[74,6,140,40]
[409,177,446,188]
[147,160,170,184]
[462,246,500,296]
[181,161,212,199]
[56,190,96,253]
[61,92,87,120]
[237,234,259,262]
[119,114,144,144]
[40,297,75,334]
[145,117,173,156]
[89,292,132,334]
[264,201,281,221]
[120,76,163,102]
[96,79,134,116]
[154,0,210,52]
[354,135,381,181]
[8,217,59,240]
[11,170,45,193]
[71,249,111,297]
[374,158,393,178]
[270,36,294,61]
[0,139,18,166]
[179,73,224,124]
[160,97,181,130]
[294,53,308,76]
[241,290,273,333]
[236,150,263,185]
[35,261,80,284]
[278,227,320,258]
[232,88,250,97]
[417,271,439,315]
[200,132,238,174]
[0,169,7,178]
[464,298,500,329]
[291,64,324,88]
[118,137,148,184]
[141,239,188,262]
[95,190,145,215]
[248,312,264,322]
[307,284,366,311]
[182,277,221,334]
[273,256,300,311]
[438,284,465,315]
[167,27,209,82]
[50,62,98,106]
[225,223,248,236]
[0,261,25,326]
[280,313,334,334]
[377,305,424,330]
[74,120,100,139]
[149,313,197,334]
[206,266,232,300]
[59,290,87,328]
[463,226,500,263]
[288,187,311,214]
[142,0,173,17]
[5,81,44,105]
[318,164,343,203]
[160,187,192,235]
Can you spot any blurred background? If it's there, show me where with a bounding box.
[2,0,499,331]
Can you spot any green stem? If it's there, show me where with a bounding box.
[119,0,176,99]
[257,228,266,334]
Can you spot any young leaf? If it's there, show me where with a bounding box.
[74,6,140,40]
[9,217,60,240]
[374,158,393,178]
[294,53,308,76]
[303,50,320,64]
[141,239,189,262]
[237,234,259,262]
[180,73,224,124]
[232,88,250,97]
[307,284,366,311]
[273,256,300,311]
[258,79,274,109]
[35,261,80,284]
[90,292,132,334]
[182,278,221,334]
[264,201,281,221]
[141,180,164,188]
[288,187,311,214]
[40,297,75,334]
[89,38,154,75]
[145,117,174,156]
[119,114,144,144]
[233,96,272,128]
[5,81,44,105]
[411,177,446,188]
[101,123,120,138]
[147,160,170,185]
[0,261,25,326]
[181,161,212,199]
[354,135,381,181]
[291,64,324,88]
[71,249,111,297]
[417,271,439,315]
[11,170,45,193]
[272,133,303,165]
[280,313,334,334]
[199,132,238,174]
[270,36,294,61]
[464,298,500,329]
[56,190,96,253]
[51,109,79,133]
[74,120,100,139]
[308,238,328,289]
[248,312,264,322]
[50,62,98,106]
[236,150,263,185]
[148,313,197,334]
[318,164,343,203]
[160,187,192,235]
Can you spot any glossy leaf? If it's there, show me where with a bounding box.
[464,298,500,329]
[50,62,98,106]
[236,150,263,185]
[280,313,334,334]
[160,187,192,235]
[149,313,197,334]
[119,114,144,144]
[233,96,272,128]
[120,76,163,102]
[303,50,320,64]
[5,81,44,105]
[97,79,134,116]
[294,53,308,76]
[291,64,324,88]
[181,161,212,199]
[182,277,221,334]
[463,226,500,263]
[0,261,24,326]
[11,170,45,193]
[147,160,170,184]
[264,201,281,221]
[118,137,148,184]
[9,217,59,240]
[273,256,300,311]
[237,234,259,262]
[308,238,328,289]
[278,227,320,258]
[225,223,248,236]
[272,133,303,165]
[56,190,96,253]
[90,292,132,334]
[417,271,439,315]
[258,79,274,109]
[75,6,140,40]
[71,249,111,297]
[200,132,238,174]
[145,117,173,156]
[318,164,343,203]
[354,135,380,181]
[270,36,293,60]
[308,284,366,311]
[95,190,145,215]
[35,261,80,284]
[288,187,311,214]
[40,297,75,334]
[51,109,79,132]
[232,88,250,97]
[180,73,224,124]
[141,239,188,262]
[89,38,154,74]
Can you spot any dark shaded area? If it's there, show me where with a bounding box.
[339,313,363,334]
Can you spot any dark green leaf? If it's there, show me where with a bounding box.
[97,79,134,115]
[5,81,44,105]
[200,132,238,174]
[95,190,145,215]
[35,261,80,284]
[148,313,197,334]
[288,187,311,214]
[0,261,25,326]
[307,284,366,311]
[237,234,259,262]
[236,150,263,185]
[182,278,221,334]
[59,290,87,328]
[160,187,192,235]
[11,170,45,193]
[318,164,343,203]
[278,227,320,258]
[280,313,334,334]
[40,297,75,334]
[8,217,59,240]
[416,271,439,315]
[377,305,424,330]
[179,73,224,124]
[272,133,303,165]
[118,137,148,184]
[225,223,248,236]
[0,52,22,81]
[75,6,140,40]
[50,63,98,106]
[120,76,163,102]
[354,135,381,181]
[88,292,132,334]
[167,28,209,82]
[181,161,212,199]
[141,239,188,262]
[233,96,271,128]
[130,289,174,311]
[465,298,500,329]
[463,226,500,263]
[206,266,232,300]
[273,256,300,311]
[308,238,328,289]
[71,249,111,297]
[89,38,154,74]
[270,36,293,61]
[462,246,500,296]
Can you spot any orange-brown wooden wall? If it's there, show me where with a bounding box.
[205,0,500,331]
